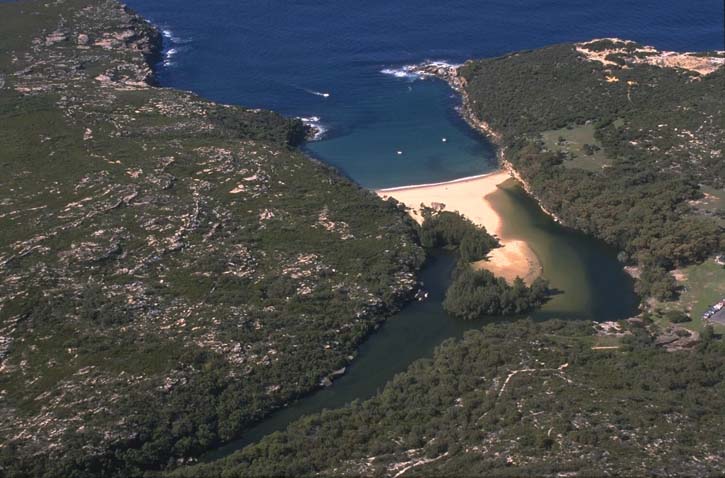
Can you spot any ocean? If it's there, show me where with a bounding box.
[115,1,721,451]
[126,0,724,189]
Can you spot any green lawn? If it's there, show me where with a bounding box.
[652,258,725,332]
[540,123,613,172]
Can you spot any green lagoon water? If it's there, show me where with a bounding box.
[490,181,638,320]
[131,2,648,459]
[206,176,638,460]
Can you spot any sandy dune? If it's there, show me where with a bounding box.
[377,171,542,284]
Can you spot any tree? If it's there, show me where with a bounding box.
[442,267,549,318]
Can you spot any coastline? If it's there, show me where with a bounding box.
[377,171,499,192]
[374,61,557,285]
[1,0,435,469]
[5,0,721,473]
[377,171,542,285]
[411,62,564,224]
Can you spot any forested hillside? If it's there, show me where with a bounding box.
[0,1,424,475]
[172,40,725,478]
[174,319,725,477]
[3,4,723,476]
[458,39,723,291]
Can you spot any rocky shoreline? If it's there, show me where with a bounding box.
[409,61,564,224]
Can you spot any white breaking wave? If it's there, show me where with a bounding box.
[426,60,463,69]
[160,28,190,67]
[299,116,328,140]
[381,60,462,80]
[377,171,498,192]
[161,29,190,44]
[380,66,422,80]
[163,48,177,67]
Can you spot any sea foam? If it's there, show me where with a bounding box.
[380,66,422,80]
[161,29,189,44]
[299,116,328,140]
[160,28,190,67]
[380,60,462,80]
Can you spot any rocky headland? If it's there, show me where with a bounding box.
[0,0,425,474]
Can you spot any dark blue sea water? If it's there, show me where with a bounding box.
[118,0,721,454]
[127,0,723,188]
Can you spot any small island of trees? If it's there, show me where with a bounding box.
[419,209,550,317]
[443,268,549,318]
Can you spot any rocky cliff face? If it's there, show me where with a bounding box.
[0,0,424,474]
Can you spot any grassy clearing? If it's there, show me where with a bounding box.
[651,258,725,331]
[592,334,622,349]
[540,123,613,172]
[692,185,725,227]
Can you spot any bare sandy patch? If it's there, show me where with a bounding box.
[576,38,724,76]
[377,171,542,284]
[471,238,540,285]
[671,269,687,282]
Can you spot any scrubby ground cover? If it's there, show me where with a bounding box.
[0,1,424,475]
[175,320,725,477]
[459,39,723,275]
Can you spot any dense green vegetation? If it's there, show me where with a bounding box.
[419,209,499,262]
[172,319,725,477]
[165,41,725,477]
[443,268,549,318]
[0,1,425,476]
[508,143,719,271]
[3,4,722,477]
[418,210,548,317]
[636,263,680,300]
[459,41,724,278]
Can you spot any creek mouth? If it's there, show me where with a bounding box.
[203,176,639,461]
[138,18,638,461]
[200,72,639,459]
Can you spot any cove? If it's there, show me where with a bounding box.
[113,0,666,462]
[204,167,639,461]
[177,55,640,464]
[144,60,641,462]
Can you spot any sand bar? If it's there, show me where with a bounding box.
[377,170,542,284]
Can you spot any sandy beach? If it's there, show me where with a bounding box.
[377,171,542,284]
